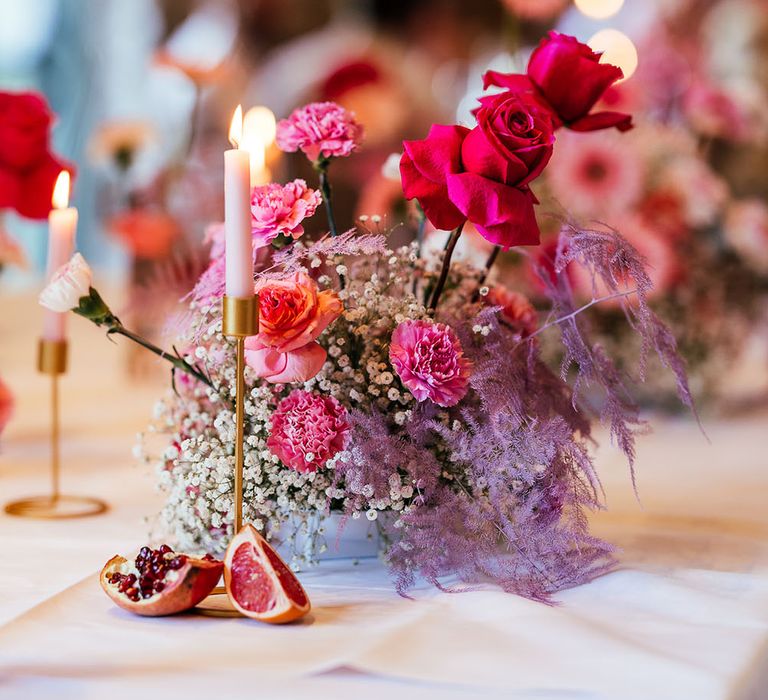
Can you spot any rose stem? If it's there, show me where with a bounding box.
[428,222,464,312]
[471,245,501,302]
[412,205,427,295]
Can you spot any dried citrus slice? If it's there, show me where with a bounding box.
[224,524,311,624]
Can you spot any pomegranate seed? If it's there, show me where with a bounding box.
[159,544,172,555]
[168,556,187,570]
[153,581,165,592]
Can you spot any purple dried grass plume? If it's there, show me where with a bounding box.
[333,222,695,603]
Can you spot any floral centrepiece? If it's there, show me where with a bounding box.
[43,35,694,602]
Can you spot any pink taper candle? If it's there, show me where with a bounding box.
[224,105,253,298]
[43,171,77,341]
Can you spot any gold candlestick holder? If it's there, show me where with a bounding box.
[4,340,108,519]
[202,294,258,609]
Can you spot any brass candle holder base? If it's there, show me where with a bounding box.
[4,494,108,519]
[4,339,109,520]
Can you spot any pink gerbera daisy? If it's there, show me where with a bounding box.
[546,131,644,219]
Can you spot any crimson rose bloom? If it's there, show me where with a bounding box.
[0,92,75,219]
[484,32,632,133]
[401,92,553,247]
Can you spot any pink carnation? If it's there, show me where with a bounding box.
[267,389,349,473]
[251,179,322,247]
[276,102,364,162]
[389,320,472,407]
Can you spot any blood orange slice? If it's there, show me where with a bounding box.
[224,524,311,624]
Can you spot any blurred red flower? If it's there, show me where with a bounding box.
[0,92,75,220]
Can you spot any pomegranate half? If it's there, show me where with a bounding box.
[224,525,311,624]
[100,544,223,616]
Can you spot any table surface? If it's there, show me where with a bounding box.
[1,291,768,700]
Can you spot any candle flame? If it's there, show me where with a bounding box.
[52,171,70,209]
[228,104,243,148]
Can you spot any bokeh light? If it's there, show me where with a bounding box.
[588,28,638,81]
[243,106,277,147]
[574,0,625,20]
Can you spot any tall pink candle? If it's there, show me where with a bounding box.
[43,172,77,341]
[224,105,253,299]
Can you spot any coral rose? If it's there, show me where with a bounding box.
[485,287,538,337]
[484,32,632,133]
[276,102,363,162]
[245,272,342,383]
[0,91,76,219]
[267,390,349,472]
[389,320,472,407]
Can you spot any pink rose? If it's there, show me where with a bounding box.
[244,340,327,384]
[267,389,349,472]
[484,32,632,133]
[276,102,364,162]
[245,272,342,383]
[389,320,472,407]
[485,287,537,336]
[251,179,322,247]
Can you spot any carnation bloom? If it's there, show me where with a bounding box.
[485,287,537,336]
[250,179,321,246]
[39,253,92,312]
[245,272,342,383]
[276,102,364,162]
[267,390,349,472]
[389,320,472,407]
[546,131,644,219]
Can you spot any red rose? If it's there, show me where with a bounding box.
[0,92,75,220]
[451,91,553,246]
[484,32,632,133]
[400,124,469,232]
[401,92,553,248]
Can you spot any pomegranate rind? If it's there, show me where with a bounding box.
[224,524,311,624]
[100,553,223,617]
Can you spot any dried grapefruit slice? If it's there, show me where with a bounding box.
[224,524,311,624]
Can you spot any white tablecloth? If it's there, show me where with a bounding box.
[1,291,768,700]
